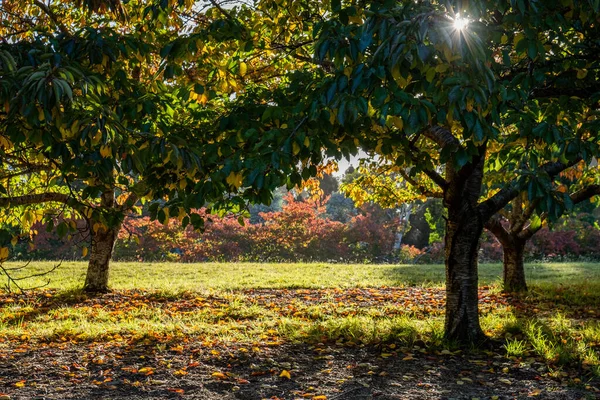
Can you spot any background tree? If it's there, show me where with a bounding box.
[486,162,600,292]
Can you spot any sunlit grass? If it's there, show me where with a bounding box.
[2,261,599,291]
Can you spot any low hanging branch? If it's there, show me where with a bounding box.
[0,259,62,293]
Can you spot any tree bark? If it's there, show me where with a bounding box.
[443,151,487,345]
[83,189,119,293]
[485,215,529,293]
[502,239,527,292]
[444,207,486,344]
[83,224,119,292]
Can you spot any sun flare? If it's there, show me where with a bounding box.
[453,16,469,31]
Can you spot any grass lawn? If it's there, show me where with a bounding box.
[0,261,598,399]
[7,260,600,290]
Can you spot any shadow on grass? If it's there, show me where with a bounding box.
[503,289,600,378]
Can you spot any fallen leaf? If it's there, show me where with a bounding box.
[279,370,291,379]
[138,367,154,375]
[173,369,187,376]
[211,372,227,380]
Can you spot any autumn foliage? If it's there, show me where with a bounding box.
[25,195,399,263]
[20,197,600,264]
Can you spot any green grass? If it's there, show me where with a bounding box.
[0,261,598,376]
[3,261,599,291]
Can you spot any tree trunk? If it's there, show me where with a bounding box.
[502,239,527,292]
[444,211,486,344]
[83,189,119,293]
[83,224,118,292]
[443,149,487,345]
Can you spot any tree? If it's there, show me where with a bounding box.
[0,0,334,291]
[486,163,600,292]
[0,0,232,291]
[342,157,600,292]
[284,0,600,343]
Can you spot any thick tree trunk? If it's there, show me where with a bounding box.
[502,239,527,292]
[83,225,118,292]
[442,148,487,345]
[444,210,486,344]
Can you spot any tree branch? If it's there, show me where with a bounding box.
[398,169,443,198]
[510,198,540,235]
[570,184,600,204]
[32,0,69,34]
[485,214,511,246]
[422,125,460,149]
[0,193,71,207]
[208,0,237,23]
[478,158,582,220]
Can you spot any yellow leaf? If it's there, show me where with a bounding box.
[14,380,25,388]
[513,33,525,48]
[389,116,403,130]
[10,236,18,246]
[435,64,449,73]
[466,98,474,112]
[100,145,111,158]
[0,247,8,260]
[304,137,310,147]
[82,247,88,257]
[312,396,327,400]
[425,68,435,83]
[38,108,45,122]
[279,370,291,379]
[226,171,243,189]
[239,62,247,77]
[138,367,154,375]
[0,135,12,149]
[577,69,588,79]
[292,142,301,155]
[211,372,227,379]
[174,369,188,376]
